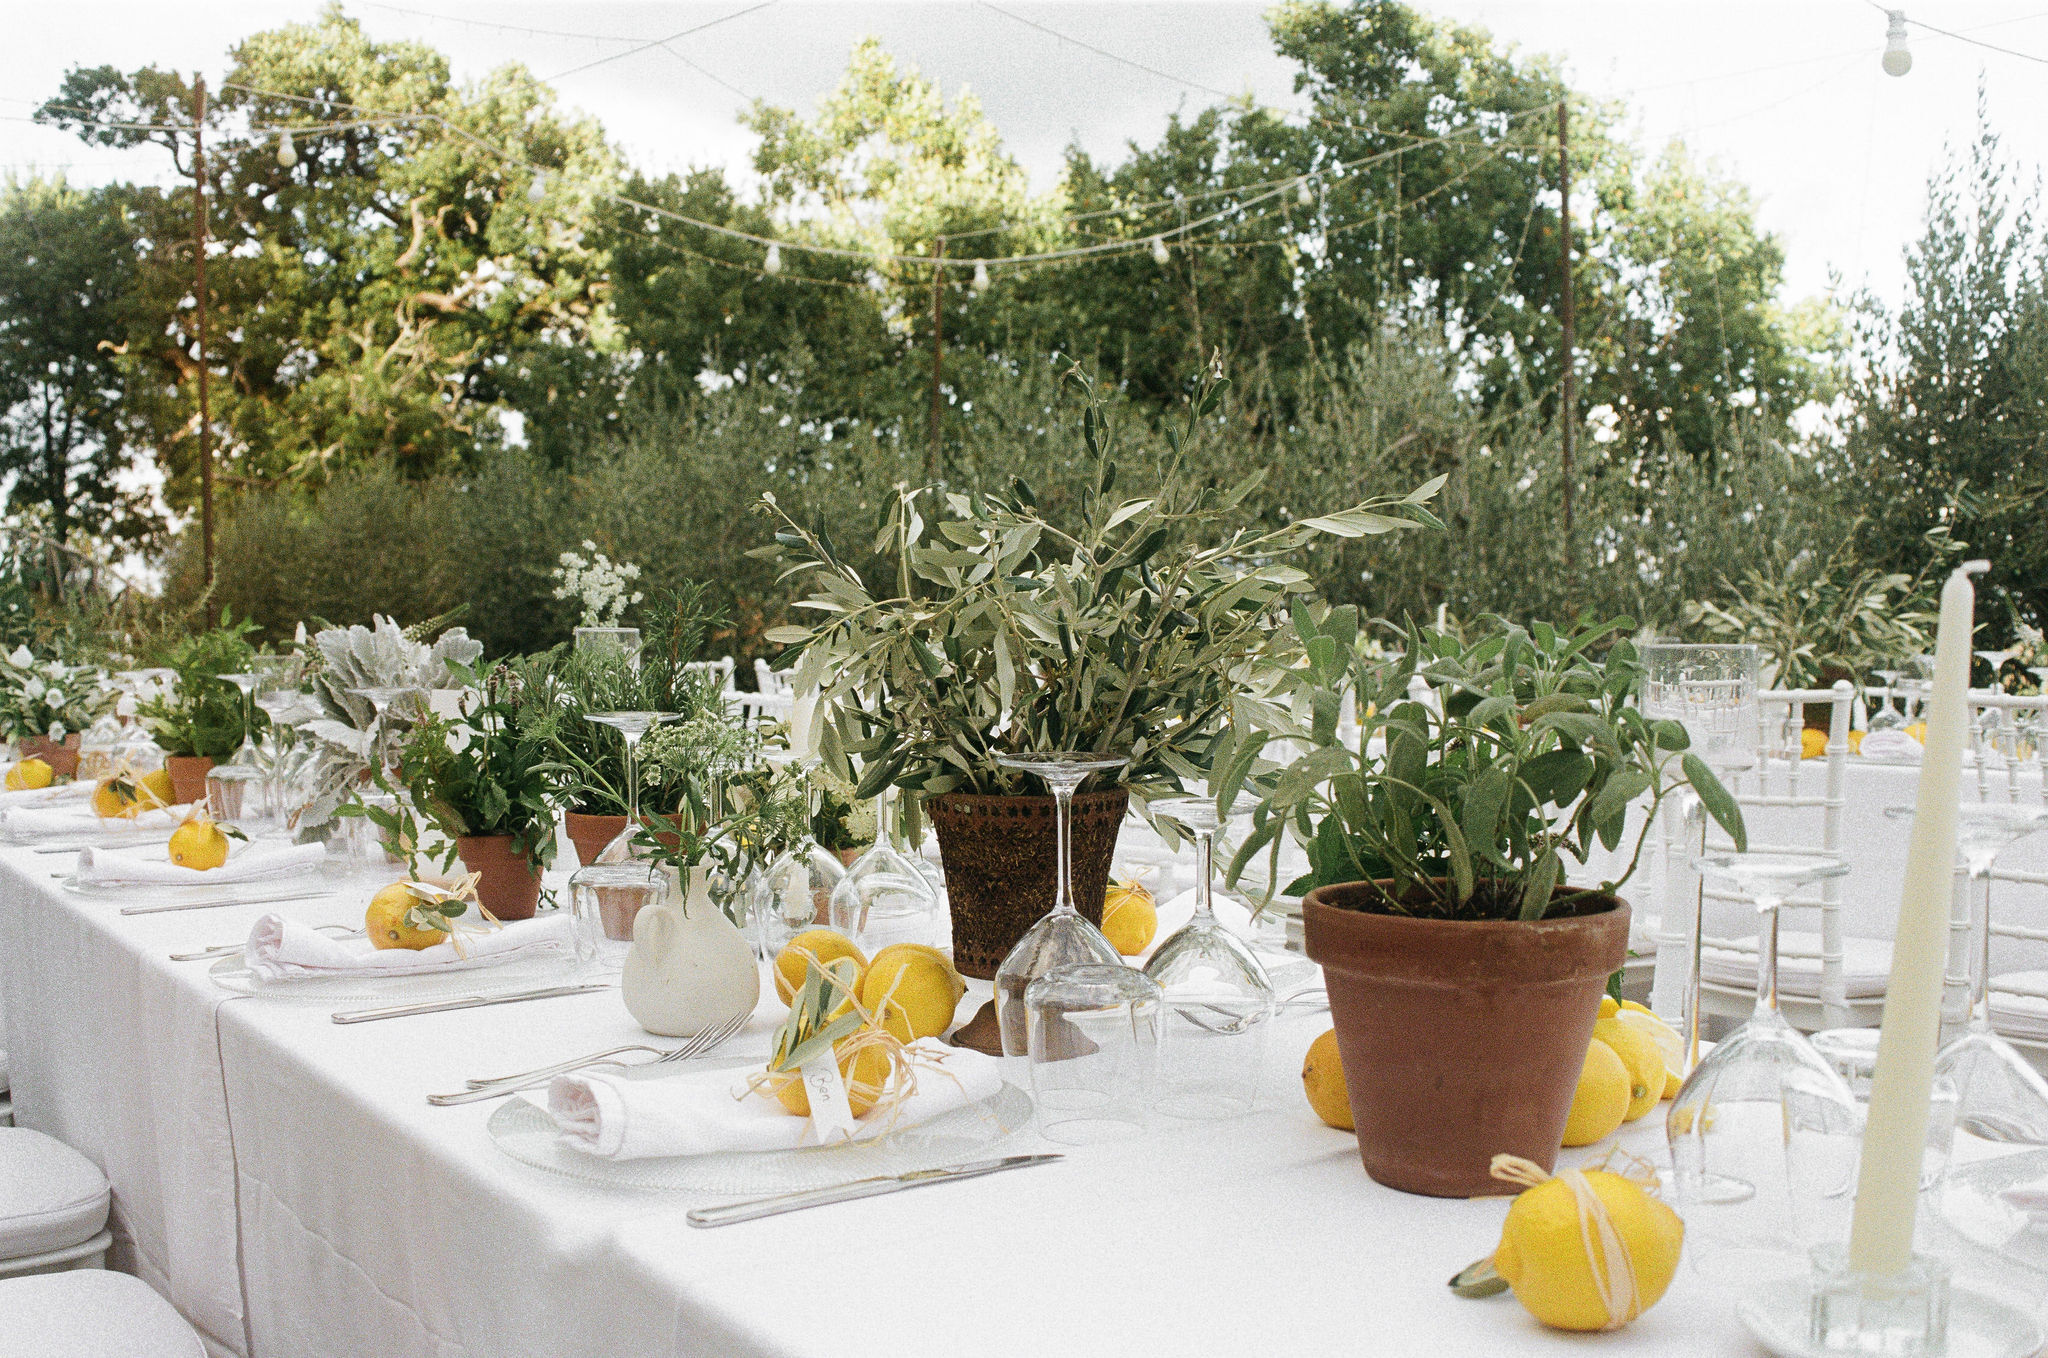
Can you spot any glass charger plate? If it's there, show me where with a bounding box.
[207,949,584,1002]
[487,1081,1034,1195]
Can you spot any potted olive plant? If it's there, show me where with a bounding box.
[137,614,261,802]
[388,660,572,920]
[1229,613,1745,1197]
[760,365,1443,977]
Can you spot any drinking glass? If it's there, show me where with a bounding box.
[219,671,264,771]
[828,786,940,950]
[1025,962,1162,1144]
[582,711,673,862]
[1868,669,1905,734]
[749,758,846,957]
[992,751,1131,1057]
[1977,647,2019,693]
[1669,851,1856,1283]
[1144,797,1274,1119]
[574,626,642,669]
[569,862,667,971]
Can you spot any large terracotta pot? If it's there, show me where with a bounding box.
[165,755,215,805]
[457,834,543,922]
[563,811,629,867]
[1303,881,1630,1198]
[18,733,81,779]
[927,788,1128,979]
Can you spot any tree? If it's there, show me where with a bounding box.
[0,176,159,549]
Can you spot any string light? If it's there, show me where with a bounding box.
[275,131,297,168]
[1150,235,1170,265]
[763,242,782,275]
[1882,10,1913,76]
[971,259,990,294]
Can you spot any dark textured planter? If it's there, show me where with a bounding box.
[928,788,1128,979]
[564,811,630,867]
[1303,881,1630,1198]
[18,733,80,780]
[457,834,543,922]
[165,754,214,805]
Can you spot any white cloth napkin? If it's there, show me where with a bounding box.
[0,781,92,809]
[0,802,184,844]
[72,840,326,889]
[244,911,575,981]
[547,1039,1004,1161]
[1858,729,1923,762]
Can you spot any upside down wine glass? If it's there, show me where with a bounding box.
[828,785,940,949]
[992,752,1130,1058]
[1668,852,1856,1283]
[585,711,675,863]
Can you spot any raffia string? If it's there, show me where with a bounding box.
[1490,1153,1643,1331]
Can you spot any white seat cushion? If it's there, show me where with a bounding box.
[1701,930,1893,999]
[0,1128,109,1260]
[1991,971,2048,1043]
[0,1270,204,1357]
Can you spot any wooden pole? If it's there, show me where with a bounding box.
[927,237,945,481]
[193,75,215,585]
[1556,100,1576,549]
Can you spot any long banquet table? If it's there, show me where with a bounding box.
[0,829,1991,1357]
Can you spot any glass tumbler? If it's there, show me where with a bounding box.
[1025,963,1162,1145]
[569,862,668,970]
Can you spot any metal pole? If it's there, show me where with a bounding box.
[193,75,215,585]
[927,238,945,481]
[1556,100,1575,549]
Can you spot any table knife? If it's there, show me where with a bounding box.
[332,982,612,1025]
[685,1154,1063,1228]
[120,890,328,916]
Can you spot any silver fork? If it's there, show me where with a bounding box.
[425,1011,748,1106]
[170,924,361,962]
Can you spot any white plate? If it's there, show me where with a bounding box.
[1737,1275,2044,1358]
[207,949,582,1002]
[487,1080,1034,1195]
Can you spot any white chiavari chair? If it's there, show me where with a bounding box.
[0,1127,112,1278]
[1973,693,2048,1074]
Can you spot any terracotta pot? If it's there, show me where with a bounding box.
[563,811,629,867]
[837,847,862,869]
[165,755,215,804]
[928,788,1128,979]
[457,834,543,921]
[1303,881,1630,1198]
[18,733,81,779]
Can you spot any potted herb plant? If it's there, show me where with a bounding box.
[390,660,572,920]
[1230,613,1745,1198]
[137,614,261,802]
[0,644,114,777]
[759,364,1443,977]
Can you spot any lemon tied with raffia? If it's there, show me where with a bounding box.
[1488,1153,1683,1332]
[4,757,52,791]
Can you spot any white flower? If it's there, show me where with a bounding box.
[24,677,45,700]
[45,688,64,707]
[45,661,65,680]
[7,646,30,668]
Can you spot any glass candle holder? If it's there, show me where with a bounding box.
[1808,1245,1950,1357]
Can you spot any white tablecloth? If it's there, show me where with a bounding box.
[0,827,1988,1357]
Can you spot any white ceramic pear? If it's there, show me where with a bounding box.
[621,865,760,1037]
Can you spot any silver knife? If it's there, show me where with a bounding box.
[120,890,328,916]
[332,982,612,1025]
[686,1154,1063,1228]
[35,841,169,854]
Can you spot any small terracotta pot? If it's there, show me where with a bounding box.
[928,788,1128,979]
[563,811,629,867]
[1303,881,1630,1198]
[457,834,543,921]
[165,755,215,805]
[18,733,81,779]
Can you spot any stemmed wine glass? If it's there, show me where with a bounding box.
[749,752,845,957]
[1144,797,1275,1118]
[583,711,675,863]
[218,671,264,770]
[828,786,940,949]
[1868,668,1905,734]
[1977,646,2019,693]
[992,751,1131,1057]
[350,685,426,777]
[1668,851,1856,1281]
[1884,802,2048,1145]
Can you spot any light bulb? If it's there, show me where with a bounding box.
[971,260,990,294]
[526,170,547,204]
[763,242,782,275]
[1150,235,1170,265]
[276,131,297,169]
[1883,11,1912,77]
[1297,177,1314,207]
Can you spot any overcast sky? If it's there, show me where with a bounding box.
[8,1,2048,309]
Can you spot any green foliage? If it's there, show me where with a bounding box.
[0,644,114,742]
[393,659,571,866]
[136,612,260,758]
[1230,613,1744,921]
[760,362,1443,801]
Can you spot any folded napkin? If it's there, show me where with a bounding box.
[0,801,184,844]
[73,839,326,889]
[0,781,92,809]
[548,1038,1004,1161]
[1858,729,1923,762]
[244,911,574,982]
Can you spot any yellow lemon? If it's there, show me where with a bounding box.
[1562,1039,1631,1147]
[1847,729,1865,755]
[4,757,53,791]
[1801,727,1828,760]
[1907,721,1927,744]
[1663,1069,1682,1100]
[773,1040,896,1119]
[860,944,966,1041]
[93,768,174,819]
[168,814,230,871]
[1302,1029,1353,1130]
[773,929,868,1004]
[1612,1008,1684,1104]
[1101,879,1157,956]
[1592,1016,1665,1122]
[365,881,453,950]
[1597,994,1620,1018]
[1493,1170,1685,1330]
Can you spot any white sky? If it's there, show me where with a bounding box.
[6,0,2047,311]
